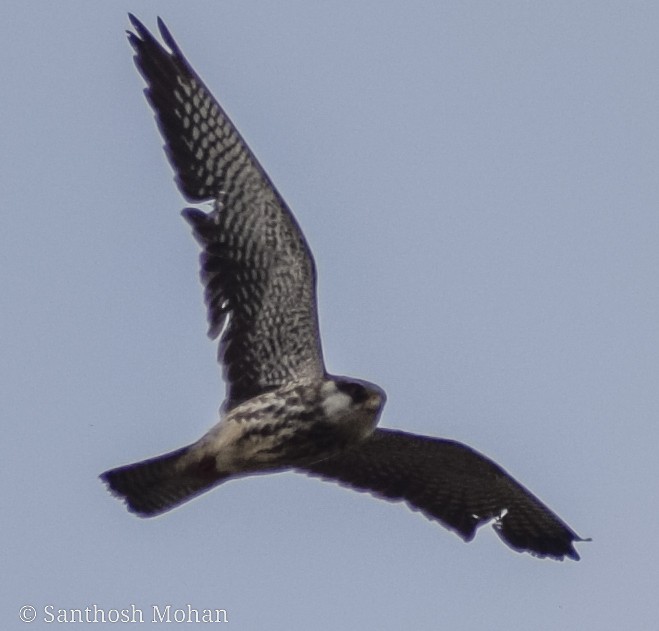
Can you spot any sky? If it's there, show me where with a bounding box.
[3,2,659,629]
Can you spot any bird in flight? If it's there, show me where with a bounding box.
[101,15,586,561]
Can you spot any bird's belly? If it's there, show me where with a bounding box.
[233,418,360,471]
[193,379,382,476]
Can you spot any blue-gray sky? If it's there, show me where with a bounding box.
[3,2,658,629]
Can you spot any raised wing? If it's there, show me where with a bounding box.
[299,428,585,560]
[128,16,325,409]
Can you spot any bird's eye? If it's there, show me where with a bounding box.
[335,381,369,404]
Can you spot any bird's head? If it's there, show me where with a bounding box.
[320,377,386,440]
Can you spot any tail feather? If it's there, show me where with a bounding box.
[100,447,227,517]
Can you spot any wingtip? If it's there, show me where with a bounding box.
[126,13,147,39]
[496,524,587,561]
[157,16,182,56]
[126,13,155,55]
[485,511,585,561]
[127,14,176,54]
[561,529,592,561]
[566,533,592,562]
[558,543,581,562]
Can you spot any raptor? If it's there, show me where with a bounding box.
[101,15,586,561]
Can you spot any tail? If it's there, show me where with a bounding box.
[100,447,228,517]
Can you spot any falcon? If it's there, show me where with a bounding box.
[101,15,586,561]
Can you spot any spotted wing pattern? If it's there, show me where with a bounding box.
[300,428,584,560]
[128,16,325,409]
